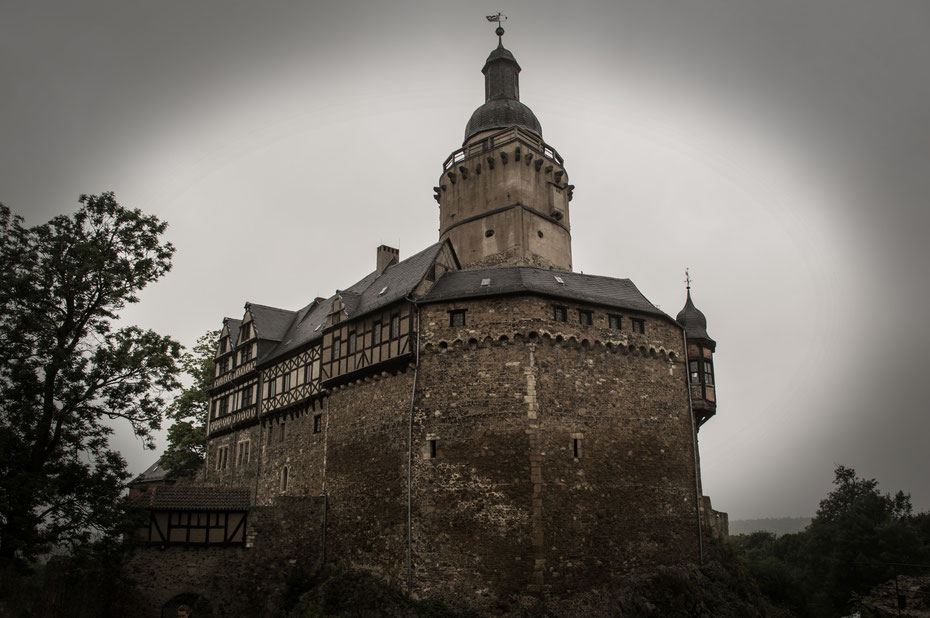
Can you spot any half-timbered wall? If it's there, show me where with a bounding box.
[261,346,322,415]
[145,510,247,546]
[321,302,414,384]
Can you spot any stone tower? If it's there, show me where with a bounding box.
[435,31,574,270]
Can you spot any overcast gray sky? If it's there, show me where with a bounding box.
[2,1,928,520]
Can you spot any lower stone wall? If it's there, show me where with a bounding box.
[125,496,323,618]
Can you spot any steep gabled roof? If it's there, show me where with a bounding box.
[419,266,670,319]
[224,318,242,347]
[248,303,297,342]
[261,240,450,364]
[129,461,167,485]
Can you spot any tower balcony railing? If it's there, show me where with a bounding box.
[443,126,563,171]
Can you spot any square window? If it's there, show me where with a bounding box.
[553,306,567,322]
[578,310,593,325]
[631,318,646,334]
[608,314,622,330]
[449,309,466,327]
[313,414,322,434]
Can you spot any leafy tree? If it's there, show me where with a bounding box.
[159,329,220,480]
[730,465,930,617]
[0,193,181,567]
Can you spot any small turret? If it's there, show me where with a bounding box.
[677,273,716,428]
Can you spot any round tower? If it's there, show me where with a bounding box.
[434,29,574,270]
[677,278,717,428]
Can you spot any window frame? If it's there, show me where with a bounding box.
[449,309,467,327]
[553,305,567,322]
[631,318,646,334]
[578,309,593,326]
[608,314,622,330]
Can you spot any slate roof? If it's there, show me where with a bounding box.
[260,240,449,363]
[676,290,714,343]
[147,486,251,511]
[419,266,671,320]
[225,318,242,347]
[129,461,168,485]
[249,304,297,342]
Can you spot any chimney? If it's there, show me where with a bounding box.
[376,245,399,276]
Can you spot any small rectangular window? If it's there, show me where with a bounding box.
[631,318,646,334]
[690,360,700,384]
[553,306,567,322]
[608,314,622,330]
[449,309,466,327]
[578,310,593,325]
[282,372,291,392]
[573,438,581,459]
[219,396,229,415]
[348,332,357,354]
[373,321,382,345]
[241,344,252,363]
[240,323,251,340]
[241,385,252,407]
[333,338,341,359]
[704,360,714,385]
[313,414,322,434]
[267,379,277,398]
[390,315,400,339]
[428,439,438,459]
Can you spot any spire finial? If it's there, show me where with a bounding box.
[486,12,507,44]
[684,268,692,291]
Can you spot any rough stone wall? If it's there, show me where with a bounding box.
[125,496,323,618]
[407,295,701,607]
[255,403,326,505]
[323,370,415,584]
[204,424,261,489]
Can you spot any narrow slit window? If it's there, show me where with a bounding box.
[428,439,438,459]
[572,438,581,459]
[313,414,322,434]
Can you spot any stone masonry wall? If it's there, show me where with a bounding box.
[126,496,323,617]
[408,295,701,609]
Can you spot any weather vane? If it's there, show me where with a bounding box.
[486,12,508,41]
[684,268,692,290]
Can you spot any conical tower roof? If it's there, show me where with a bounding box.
[677,289,715,344]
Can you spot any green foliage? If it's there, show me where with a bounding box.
[0,193,181,567]
[730,465,930,617]
[159,330,219,480]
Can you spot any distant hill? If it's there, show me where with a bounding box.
[729,517,811,536]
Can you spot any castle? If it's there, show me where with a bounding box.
[129,25,723,616]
